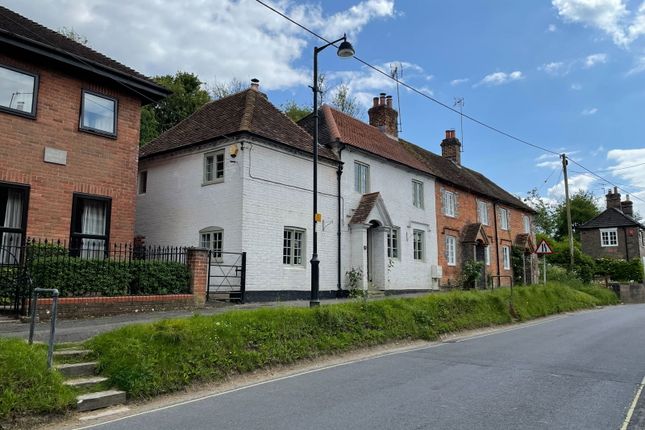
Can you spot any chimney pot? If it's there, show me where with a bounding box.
[373,97,379,107]
[379,93,386,105]
[250,78,260,90]
[386,95,392,108]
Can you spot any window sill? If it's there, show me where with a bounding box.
[0,105,36,119]
[79,127,117,140]
[284,265,306,270]
[202,178,225,186]
[600,244,618,247]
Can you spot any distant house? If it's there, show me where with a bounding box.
[0,5,169,263]
[578,188,645,264]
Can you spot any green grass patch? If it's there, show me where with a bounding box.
[0,339,75,421]
[88,282,617,399]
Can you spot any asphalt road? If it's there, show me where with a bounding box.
[75,305,645,430]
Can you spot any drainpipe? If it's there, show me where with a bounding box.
[624,228,630,260]
[336,145,345,296]
[493,202,501,285]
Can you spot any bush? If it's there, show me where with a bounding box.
[0,339,75,420]
[460,260,484,289]
[88,283,616,399]
[594,258,644,283]
[28,258,190,297]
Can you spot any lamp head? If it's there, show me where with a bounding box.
[337,38,355,58]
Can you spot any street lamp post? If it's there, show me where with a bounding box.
[310,34,355,308]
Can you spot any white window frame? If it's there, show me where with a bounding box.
[444,190,456,217]
[484,245,490,266]
[283,227,305,266]
[446,235,456,266]
[523,215,531,234]
[500,208,509,231]
[138,171,147,195]
[477,200,489,225]
[413,229,425,261]
[354,161,370,194]
[200,227,223,261]
[203,150,225,185]
[502,245,511,270]
[412,180,424,209]
[387,227,400,259]
[600,228,618,247]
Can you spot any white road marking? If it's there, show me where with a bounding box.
[78,407,130,421]
[71,312,572,430]
[620,375,645,430]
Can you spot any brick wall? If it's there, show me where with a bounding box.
[0,50,141,244]
[581,227,643,260]
[435,181,535,287]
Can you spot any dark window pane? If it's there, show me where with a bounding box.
[81,92,115,134]
[0,66,36,114]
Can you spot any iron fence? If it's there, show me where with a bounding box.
[0,237,190,315]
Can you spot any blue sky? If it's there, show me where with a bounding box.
[5,0,645,213]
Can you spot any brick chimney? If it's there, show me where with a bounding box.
[621,195,634,216]
[440,129,461,165]
[606,187,621,210]
[368,92,398,138]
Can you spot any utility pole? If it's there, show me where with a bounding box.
[561,153,575,269]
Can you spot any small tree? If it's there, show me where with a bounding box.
[282,100,311,122]
[330,83,361,118]
[208,77,245,100]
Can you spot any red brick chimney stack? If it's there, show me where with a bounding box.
[606,187,622,209]
[440,129,462,165]
[368,92,399,138]
[621,194,634,216]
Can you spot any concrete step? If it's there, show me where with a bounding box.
[56,362,97,378]
[64,376,109,389]
[54,349,92,358]
[77,390,126,412]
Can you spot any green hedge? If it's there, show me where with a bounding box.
[89,283,617,399]
[594,258,644,283]
[28,259,191,297]
[0,339,75,420]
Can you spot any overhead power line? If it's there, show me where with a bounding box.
[568,158,645,205]
[254,0,560,156]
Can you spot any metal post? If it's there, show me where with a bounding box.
[543,255,547,285]
[310,45,320,308]
[240,252,247,304]
[561,154,575,269]
[28,288,38,344]
[47,291,58,369]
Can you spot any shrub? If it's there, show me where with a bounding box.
[88,283,616,399]
[0,339,75,420]
[460,260,484,289]
[594,258,644,283]
[28,258,191,297]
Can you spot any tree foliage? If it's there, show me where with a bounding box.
[282,100,311,122]
[58,27,89,45]
[554,191,600,241]
[524,188,557,236]
[140,72,211,145]
[208,77,245,100]
[330,83,361,118]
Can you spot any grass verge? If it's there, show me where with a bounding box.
[88,282,618,399]
[0,339,76,421]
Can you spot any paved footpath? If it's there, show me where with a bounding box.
[68,304,645,430]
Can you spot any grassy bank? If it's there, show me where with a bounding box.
[0,339,75,421]
[89,283,617,399]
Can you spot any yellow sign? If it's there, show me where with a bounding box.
[314,213,322,222]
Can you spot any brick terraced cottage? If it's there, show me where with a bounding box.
[578,188,645,265]
[0,6,169,261]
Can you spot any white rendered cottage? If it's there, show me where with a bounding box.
[136,82,442,300]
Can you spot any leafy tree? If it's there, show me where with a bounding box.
[208,77,245,100]
[282,100,311,122]
[140,72,210,145]
[330,83,361,118]
[58,27,89,45]
[554,191,600,241]
[524,188,556,236]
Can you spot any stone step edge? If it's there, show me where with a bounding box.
[54,349,92,357]
[64,376,109,388]
[77,390,126,413]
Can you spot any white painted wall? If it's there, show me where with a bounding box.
[340,147,439,291]
[136,137,439,295]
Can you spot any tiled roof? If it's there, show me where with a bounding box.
[401,140,535,213]
[0,6,168,99]
[577,207,644,230]
[515,233,534,251]
[301,106,431,173]
[350,192,381,224]
[140,89,336,160]
[302,105,535,213]
[462,223,489,245]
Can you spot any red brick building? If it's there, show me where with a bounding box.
[0,6,168,258]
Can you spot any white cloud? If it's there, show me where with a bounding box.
[581,107,598,115]
[548,23,558,32]
[1,0,395,91]
[539,61,568,76]
[537,160,563,169]
[450,78,469,86]
[627,55,645,75]
[571,83,583,90]
[548,173,596,200]
[475,71,524,87]
[552,0,645,45]
[591,145,605,156]
[584,53,608,67]
[606,148,645,214]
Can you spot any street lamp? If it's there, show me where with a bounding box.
[310,34,355,308]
